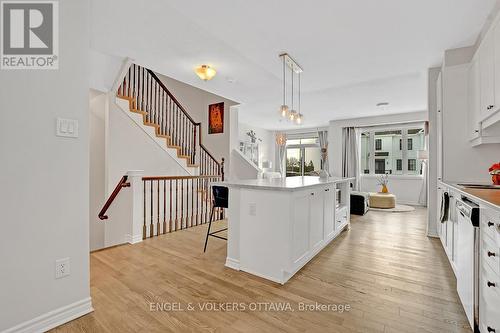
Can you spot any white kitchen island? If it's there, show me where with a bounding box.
[216,176,352,284]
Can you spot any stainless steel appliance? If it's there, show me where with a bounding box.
[456,197,480,332]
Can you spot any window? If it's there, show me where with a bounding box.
[285,135,321,177]
[396,159,402,171]
[360,126,424,176]
[408,159,416,171]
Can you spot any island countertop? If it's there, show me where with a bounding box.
[214,176,353,191]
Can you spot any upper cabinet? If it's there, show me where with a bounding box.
[466,15,500,146]
[480,31,496,118]
[468,56,481,141]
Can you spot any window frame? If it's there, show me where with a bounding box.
[285,136,321,177]
[359,123,425,177]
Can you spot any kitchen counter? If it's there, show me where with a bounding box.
[439,181,500,210]
[215,176,352,191]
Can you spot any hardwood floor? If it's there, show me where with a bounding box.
[53,208,472,333]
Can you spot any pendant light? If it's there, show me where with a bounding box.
[278,53,303,124]
[289,65,297,121]
[279,56,289,118]
[295,72,303,125]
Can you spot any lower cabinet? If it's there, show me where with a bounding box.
[290,185,349,272]
[309,188,324,252]
[323,185,335,240]
[480,208,500,332]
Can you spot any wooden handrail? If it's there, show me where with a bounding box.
[146,69,201,126]
[142,175,221,181]
[200,144,220,166]
[118,64,225,178]
[98,175,131,220]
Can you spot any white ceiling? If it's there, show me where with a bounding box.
[90,0,496,130]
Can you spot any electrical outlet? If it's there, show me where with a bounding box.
[55,258,70,279]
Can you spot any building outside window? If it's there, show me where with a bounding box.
[408,159,416,171]
[360,126,425,176]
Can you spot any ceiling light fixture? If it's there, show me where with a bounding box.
[279,53,304,125]
[195,65,216,81]
[376,102,389,110]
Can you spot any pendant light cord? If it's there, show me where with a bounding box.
[299,73,301,114]
[282,56,286,105]
[291,65,294,110]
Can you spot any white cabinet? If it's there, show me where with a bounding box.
[480,31,496,118]
[309,189,324,252]
[462,14,500,145]
[291,192,310,264]
[323,186,335,240]
[479,209,500,333]
[437,185,458,274]
[468,57,481,140]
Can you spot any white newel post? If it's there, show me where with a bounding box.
[126,170,144,244]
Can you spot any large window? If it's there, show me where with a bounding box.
[360,126,425,176]
[285,136,321,177]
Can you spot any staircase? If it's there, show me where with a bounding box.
[116,63,224,177]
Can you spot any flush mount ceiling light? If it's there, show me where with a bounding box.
[279,53,304,125]
[376,102,389,110]
[195,65,216,81]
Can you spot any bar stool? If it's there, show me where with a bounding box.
[204,186,228,252]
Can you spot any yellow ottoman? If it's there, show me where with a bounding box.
[369,192,396,209]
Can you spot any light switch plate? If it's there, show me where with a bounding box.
[56,118,79,138]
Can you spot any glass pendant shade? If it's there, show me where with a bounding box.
[295,113,303,125]
[276,132,287,146]
[289,109,297,121]
[280,104,289,118]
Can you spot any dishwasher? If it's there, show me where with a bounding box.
[456,197,480,332]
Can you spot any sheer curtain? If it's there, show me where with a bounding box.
[342,127,360,190]
[318,131,330,177]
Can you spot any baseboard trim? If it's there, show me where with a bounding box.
[125,233,143,244]
[225,257,240,270]
[2,297,93,333]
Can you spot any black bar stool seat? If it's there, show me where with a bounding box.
[204,186,228,252]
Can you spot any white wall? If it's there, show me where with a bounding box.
[106,97,189,192]
[359,175,425,205]
[329,111,428,205]
[238,122,275,169]
[90,92,106,251]
[427,67,441,237]
[0,1,92,331]
[157,74,239,178]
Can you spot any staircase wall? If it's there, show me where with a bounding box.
[157,74,239,179]
[105,95,190,194]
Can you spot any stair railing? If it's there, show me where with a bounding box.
[98,175,131,220]
[141,175,224,238]
[117,63,223,175]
